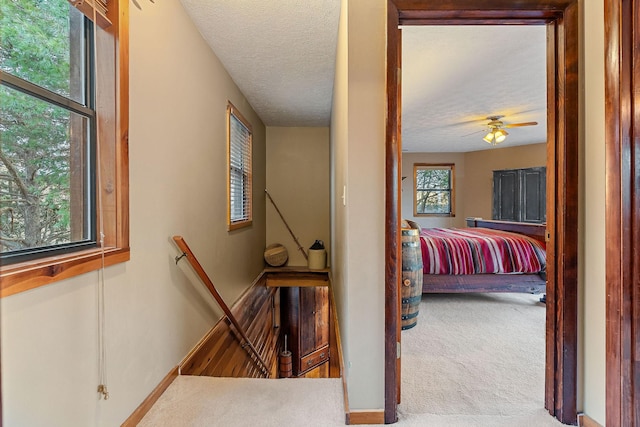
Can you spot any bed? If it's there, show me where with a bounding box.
[416,218,547,294]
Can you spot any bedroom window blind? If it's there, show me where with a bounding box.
[227,102,253,230]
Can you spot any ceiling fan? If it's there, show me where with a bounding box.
[482,115,538,145]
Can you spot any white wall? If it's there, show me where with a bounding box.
[331,0,387,411]
[0,2,266,426]
[266,127,330,267]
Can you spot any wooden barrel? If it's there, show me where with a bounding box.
[401,228,423,330]
[279,350,292,378]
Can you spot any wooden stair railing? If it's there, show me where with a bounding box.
[173,235,270,377]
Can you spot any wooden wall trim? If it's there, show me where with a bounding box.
[385,1,401,424]
[550,4,579,424]
[328,274,345,381]
[544,18,559,416]
[578,413,604,427]
[604,0,639,425]
[347,410,385,425]
[120,366,179,427]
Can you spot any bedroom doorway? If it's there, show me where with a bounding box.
[384,1,579,425]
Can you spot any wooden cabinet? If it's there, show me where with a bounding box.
[281,285,330,376]
[493,167,546,223]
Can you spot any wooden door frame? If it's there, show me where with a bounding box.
[604,0,639,425]
[384,1,579,424]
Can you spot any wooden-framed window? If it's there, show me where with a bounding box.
[414,163,455,216]
[227,102,252,230]
[0,0,129,297]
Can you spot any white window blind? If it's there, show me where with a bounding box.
[227,103,252,230]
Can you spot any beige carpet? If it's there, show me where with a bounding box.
[397,292,564,426]
[139,292,565,426]
[138,376,345,427]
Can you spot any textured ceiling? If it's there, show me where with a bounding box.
[401,25,547,153]
[180,0,340,127]
[180,2,547,152]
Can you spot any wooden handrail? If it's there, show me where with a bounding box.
[172,236,270,377]
[265,190,308,260]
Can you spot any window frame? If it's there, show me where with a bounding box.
[413,163,455,217]
[0,9,97,265]
[0,0,130,297]
[226,102,253,231]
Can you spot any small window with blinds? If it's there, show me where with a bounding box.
[227,103,253,230]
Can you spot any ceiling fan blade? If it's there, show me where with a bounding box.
[504,121,538,128]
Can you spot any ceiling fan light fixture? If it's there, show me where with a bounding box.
[483,131,495,143]
[494,128,508,143]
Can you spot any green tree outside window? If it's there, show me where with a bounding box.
[414,164,455,216]
[1,0,94,260]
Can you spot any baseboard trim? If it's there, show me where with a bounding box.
[120,365,179,427]
[347,410,385,425]
[342,374,351,424]
[578,413,603,427]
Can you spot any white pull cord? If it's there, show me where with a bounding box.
[91,4,109,401]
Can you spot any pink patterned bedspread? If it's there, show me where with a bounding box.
[419,227,546,275]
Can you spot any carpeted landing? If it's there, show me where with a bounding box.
[138,376,345,427]
[139,293,565,426]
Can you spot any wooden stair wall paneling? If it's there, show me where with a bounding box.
[328,276,343,379]
[270,268,342,379]
[300,363,330,378]
[179,268,345,381]
[180,272,280,378]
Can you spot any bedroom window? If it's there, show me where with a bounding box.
[414,163,455,216]
[227,102,253,230]
[0,0,130,296]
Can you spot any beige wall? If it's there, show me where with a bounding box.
[331,0,387,411]
[582,0,606,422]
[0,2,266,426]
[401,143,545,229]
[330,0,351,412]
[266,127,330,267]
[463,143,546,220]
